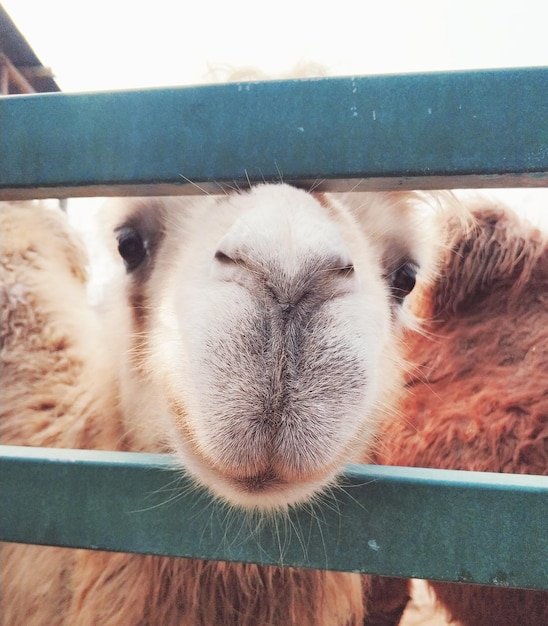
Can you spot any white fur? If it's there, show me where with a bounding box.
[107,184,440,511]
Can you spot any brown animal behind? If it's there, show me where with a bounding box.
[372,197,548,626]
[0,202,122,450]
[0,202,127,625]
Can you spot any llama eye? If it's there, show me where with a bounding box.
[390,261,418,302]
[117,227,147,271]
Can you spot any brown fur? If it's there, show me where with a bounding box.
[371,198,548,625]
[0,202,123,450]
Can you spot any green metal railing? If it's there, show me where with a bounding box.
[1,67,547,590]
[1,67,547,199]
[0,446,546,589]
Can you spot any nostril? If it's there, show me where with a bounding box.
[214,250,237,265]
[313,255,357,299]
[324,256,355,277]
[212,249,251,286]
[335,263,355,277]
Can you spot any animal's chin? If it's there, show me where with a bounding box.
[230,466,281,493]
[192,461,337,512]
[220,476,331,511]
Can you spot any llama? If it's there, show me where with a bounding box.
[370,197,548,626]
[1,186,443,625]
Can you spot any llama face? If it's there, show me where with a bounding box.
[111,184,433,511]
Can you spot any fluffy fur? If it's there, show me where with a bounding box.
[0,202,122,450]
[103,185,440,512]
[1,188,442,625]
[370,196,548,626]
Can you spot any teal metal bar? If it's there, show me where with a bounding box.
[1,67,547,200]
[1,445,546,590]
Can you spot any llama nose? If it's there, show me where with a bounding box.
[214,245,356,304]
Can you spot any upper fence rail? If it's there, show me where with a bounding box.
[1,67,547,200]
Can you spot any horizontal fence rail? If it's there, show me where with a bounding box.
[0,446,546,590]
[1,67,548,200]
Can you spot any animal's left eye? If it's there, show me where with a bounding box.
[117,227,147,271]
[389,261,418,302]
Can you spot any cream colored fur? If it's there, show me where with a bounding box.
[1,187,445,625]
[106,185,439,511]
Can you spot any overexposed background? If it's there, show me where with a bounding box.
[5,1,548,202]
[4,0,548,92]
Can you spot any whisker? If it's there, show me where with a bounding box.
[308,178,325,193]
[274,160,284,184]
[213,180,230,196]
[179,174,212,196]
[244,168,252,190]
[347,178,364,193]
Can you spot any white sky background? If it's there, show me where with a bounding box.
[4,0,548,91]
[4,0,548,299]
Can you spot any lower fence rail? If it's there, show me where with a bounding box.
[0,445,546,590]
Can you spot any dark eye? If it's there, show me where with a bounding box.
[390,261,418,303]
[117,227,147,271]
